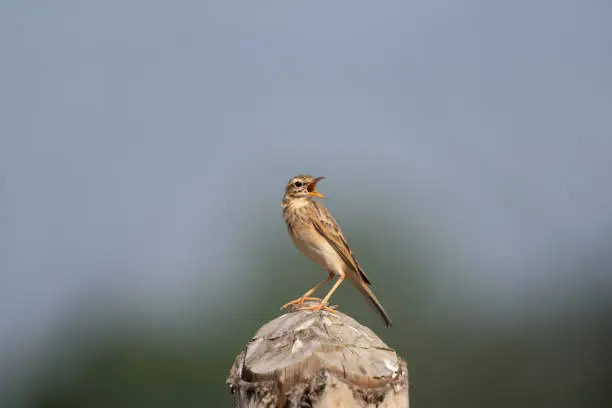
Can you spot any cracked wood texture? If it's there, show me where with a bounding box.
[227,303,408,408]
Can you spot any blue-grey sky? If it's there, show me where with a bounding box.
[1,0,611,386]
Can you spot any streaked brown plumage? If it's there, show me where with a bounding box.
[281,175,392,327]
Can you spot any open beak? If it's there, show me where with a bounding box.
[307,176,326,199]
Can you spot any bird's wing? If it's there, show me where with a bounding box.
[311,202,372,285]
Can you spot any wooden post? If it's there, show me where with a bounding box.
[227,302,408,407]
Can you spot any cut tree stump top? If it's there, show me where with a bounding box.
[227,302,408,407]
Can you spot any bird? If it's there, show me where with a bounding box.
[280,175,392,327]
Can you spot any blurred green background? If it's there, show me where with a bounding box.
[2,1,611,407]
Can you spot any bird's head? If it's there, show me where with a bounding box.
[284,175,326,201]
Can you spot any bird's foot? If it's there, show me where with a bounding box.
[280,296,323,310]
[296,301,338,314]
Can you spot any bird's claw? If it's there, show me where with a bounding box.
[280,296,323,310]
[296,301,338,314]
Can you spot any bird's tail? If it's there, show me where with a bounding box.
[347,272,392,327]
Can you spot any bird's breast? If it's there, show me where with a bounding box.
[290,226,344,273]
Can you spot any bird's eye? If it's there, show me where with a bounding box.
[294,181,303,188]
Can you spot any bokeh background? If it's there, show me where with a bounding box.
[2,1,611,407]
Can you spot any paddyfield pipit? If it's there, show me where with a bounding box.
[281,175,392,327]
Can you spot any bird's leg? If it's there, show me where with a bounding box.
[281,271,334,310]
[298,271,345,313]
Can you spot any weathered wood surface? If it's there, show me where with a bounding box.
[227,302,408,407]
